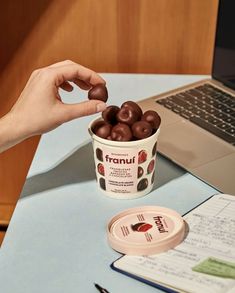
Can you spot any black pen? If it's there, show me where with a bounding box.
[94,283,110,293]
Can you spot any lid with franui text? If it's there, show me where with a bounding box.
[107,206,185,255]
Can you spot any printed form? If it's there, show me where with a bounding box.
[113,194,235,293]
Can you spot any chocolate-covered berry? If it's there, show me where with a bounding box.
[96,148,103,161]
[88,84,108,102]
[138,166,144,178]
[99,178,106,190]
[111,123,132,141]
[141,110,161,130]
[102,105,120,124]
[132,121,152,139]
[137,178,148,191]
[121,101,143,120]
[91,98,161,141]
[116,107,139,126]
[95,122,112,139]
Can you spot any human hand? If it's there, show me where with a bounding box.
[0,60,107,153]
[10,60,107,137]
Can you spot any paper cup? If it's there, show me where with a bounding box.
[89,118,160,199]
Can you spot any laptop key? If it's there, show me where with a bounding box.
[156,99,165,105]
[226,127,235,136]
[212,102,226,110]
[223,116,235,123]
[216,95,230,103]
[179,110,193,119]
[223,107,234,114]
[207,116,222,125]
[170,95,189,107]
[189,116,235,143]
[187,89,204,98]
[216,122,231,130]
[213,111,230,120]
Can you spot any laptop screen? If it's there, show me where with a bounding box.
[212,0,235,90]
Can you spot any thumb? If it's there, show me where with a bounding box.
[60,100,107,122]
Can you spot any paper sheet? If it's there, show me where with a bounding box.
[113,194,235,293]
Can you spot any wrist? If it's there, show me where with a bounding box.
[0,112,28,153]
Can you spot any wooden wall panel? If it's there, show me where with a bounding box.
[0,0,218,213]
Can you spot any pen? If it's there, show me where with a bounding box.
[94,283,110,293]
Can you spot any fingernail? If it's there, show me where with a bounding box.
[96,102,106,112]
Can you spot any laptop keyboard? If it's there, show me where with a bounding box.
[156,83,235,144]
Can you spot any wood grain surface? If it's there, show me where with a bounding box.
[0,0,218,227]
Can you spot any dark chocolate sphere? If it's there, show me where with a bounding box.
[96,148,103,161]
[121,101,143,120]
[99,178,106,190]
[132,121,152,139]
[137,178,148,191]
[141,110,161,130]
[102,105,120,124]
[88,84,108,102]
[95,123,112,139]
[111,123,132,141]
[116,107,139,126]
[138,166,144,178]
[92,120,106,134]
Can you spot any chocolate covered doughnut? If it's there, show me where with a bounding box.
[111,123,132,141]
[132,121,152,139]
[88,84,108,102]
[141,110,161,130]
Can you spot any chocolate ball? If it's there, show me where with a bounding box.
[121,101,143,120]
[141,110,161,130]
[111,123,132,141]
[152,142,157,156]
[96,148,103,161]
[138,166,144,178]
[102,105,120,124]
[132,121,152,139]
[99,178,106,190]
[88,84,108,102]
[137,178,148,191]
[116,107,139,126]
[95,123,112,139]
[92,120,106,134]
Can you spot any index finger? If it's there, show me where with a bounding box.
[49,63,106,87]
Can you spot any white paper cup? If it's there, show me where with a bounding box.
[89,118,160,199]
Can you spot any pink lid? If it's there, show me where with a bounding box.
[107,206,185,255]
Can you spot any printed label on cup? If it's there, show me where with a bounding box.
[102,147,138,193]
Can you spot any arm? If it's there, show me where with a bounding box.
[0,60,107,153]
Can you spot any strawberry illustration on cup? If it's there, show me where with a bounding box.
[147,159,155,174]
[131,222,153,232]
[138,150,147,164]
[97,163,105,176]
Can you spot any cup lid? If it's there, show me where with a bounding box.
[107,206,185,255]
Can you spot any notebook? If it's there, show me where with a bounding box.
[137,0,235,194]
[111,193,235,293]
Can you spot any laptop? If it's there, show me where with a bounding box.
[138,0,235,194]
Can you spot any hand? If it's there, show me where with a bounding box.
[0,60,107,152]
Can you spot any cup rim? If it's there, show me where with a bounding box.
[88,117,160,147]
